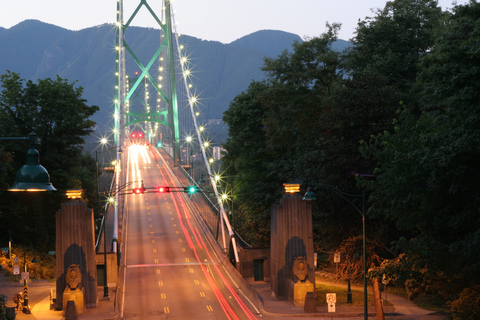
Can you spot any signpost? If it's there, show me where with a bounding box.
[326,293,336,313]
[13,257,20,276]
[334,252,340,277]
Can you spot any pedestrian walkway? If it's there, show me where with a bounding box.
[0,273,118,320]
[246,275,448,320]
[1,269,448,320]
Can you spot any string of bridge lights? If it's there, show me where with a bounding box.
[109,0,230,202]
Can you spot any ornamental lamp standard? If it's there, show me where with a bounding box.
[303,185,368,320]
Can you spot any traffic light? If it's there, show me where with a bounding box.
[185,186,197,194]
[133,187,145,194]
[157,186,170,193]
[156,142,163,148]
[131,133,136,139]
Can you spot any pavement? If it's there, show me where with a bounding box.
[0,274,118,320]
[1,270,448,320]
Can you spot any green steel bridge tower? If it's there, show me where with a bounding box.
[115,0,180,165]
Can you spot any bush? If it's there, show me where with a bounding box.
[450,287,480,320]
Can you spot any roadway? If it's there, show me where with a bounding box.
[119,144,258,319]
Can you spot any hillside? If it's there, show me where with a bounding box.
[0,20,350,140]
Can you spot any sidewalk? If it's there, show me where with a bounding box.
[1,273,117,320]
[246,276,449,320]
[2,271,447,320]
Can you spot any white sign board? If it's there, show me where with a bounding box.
[328,302,336,312]
[334,252,341,263]
[13,265,20,275]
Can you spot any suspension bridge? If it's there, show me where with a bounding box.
[94,1,258,318]
[106,0,241,256]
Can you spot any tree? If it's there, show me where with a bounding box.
[222,25,346,246]
[0,71,99,250]
[222,81,281,246]
[345,0,445,100]
[360,0,480,300]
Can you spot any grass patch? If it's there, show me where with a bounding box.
[385,285,448,312]
[315,283,380,306]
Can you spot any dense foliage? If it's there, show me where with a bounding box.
[222,0,480,315]
[0,71,98,252]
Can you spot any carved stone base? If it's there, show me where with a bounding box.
[287,279,314,307]
[63,288,85,316]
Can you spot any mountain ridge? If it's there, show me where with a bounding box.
[0,20,350,139]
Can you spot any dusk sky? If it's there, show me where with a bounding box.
[1,0,468,43]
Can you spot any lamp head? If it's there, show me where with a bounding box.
[302,187,316,201]
[8,148,56,192]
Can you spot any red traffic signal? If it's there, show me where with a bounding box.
[133,187,145,194]
[158,186,170,193]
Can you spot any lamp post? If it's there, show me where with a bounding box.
[100,179,140,300]
[8,231,12,268]
[22,250,38,314]
[1,133,53,311]
[96,145,120,219]
[303,185,367,320]
[95,141,122,301]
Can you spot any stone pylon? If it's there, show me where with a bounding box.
[56,200,97,309]
[270,195,315,302]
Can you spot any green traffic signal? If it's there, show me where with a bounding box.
[185,186,196,193]
[157,142,163,148]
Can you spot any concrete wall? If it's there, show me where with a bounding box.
[238,247,271,280]
[95,252,118,286]
[56,200,98,309]
[270,196,315,300]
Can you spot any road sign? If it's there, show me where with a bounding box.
[1,247,8,254]
[334,252,341,263]
[328,302,336,312]
[21,272,29,280]
[326,293,337,303]
[327,293,336,313]
[14,257,19,264]
[13,265,20,275]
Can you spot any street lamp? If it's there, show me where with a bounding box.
[100,179,139,300]
[95,141,122,301]
[1,132,56,191]
[303,185,367,320]
[96,144,122,218]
